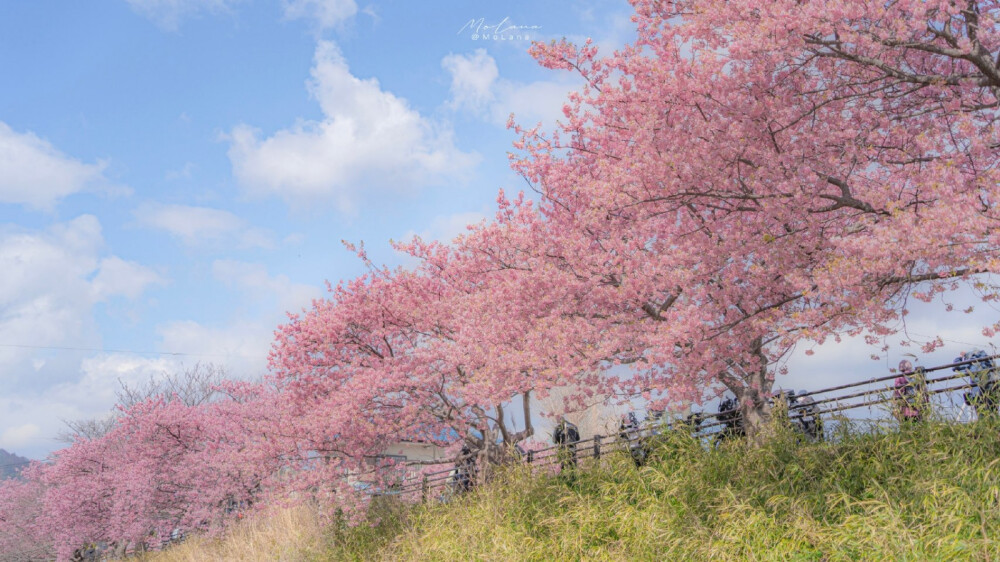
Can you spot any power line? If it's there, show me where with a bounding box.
[905,333,997,350]
[0,343,230,358]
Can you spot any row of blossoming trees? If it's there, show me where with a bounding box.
[3,0,1000,558]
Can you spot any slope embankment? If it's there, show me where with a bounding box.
[146,418,1000,561]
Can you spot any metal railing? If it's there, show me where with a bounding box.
[364,354,1000,502]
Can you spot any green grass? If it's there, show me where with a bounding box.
[323,418,1000,561]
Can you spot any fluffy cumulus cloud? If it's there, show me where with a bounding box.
[72,354,185,407]
[0,256,312,457]
[442,49,499,114]
[0,219,164,456]
[91,257,167,301]
[282,0,357,29]
[0,217,164,371]
[0,122,110,211]
[395,211,488,266]
[228,41,479,211]
[442,49,579,128]
[124,0,244,30]
[132,202,274,248]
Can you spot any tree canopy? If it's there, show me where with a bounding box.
[3,1,999,557]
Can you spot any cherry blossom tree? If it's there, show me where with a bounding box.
[274,0,1000,450]
[269,254,538,482]
[8,378,289,559]
[56,363,227,444]
[0,476,52,561]
[27,398,266,558]
[500,0,1000,432]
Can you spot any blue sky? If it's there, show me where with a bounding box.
[1,0,995,459]
[0,0,641,458]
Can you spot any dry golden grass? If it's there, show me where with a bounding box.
[141,506,327,562]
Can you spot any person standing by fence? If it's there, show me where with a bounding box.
[553,417,580,471]
[954,350,1000,421]
[448,445,476,493]
[715,396,744,446]
[618,412,645,467]
[793,391,823,441]
[893,360,928,424]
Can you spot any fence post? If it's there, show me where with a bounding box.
[593,434,601,459]
[526,450,534,464]
[421,474,428,503]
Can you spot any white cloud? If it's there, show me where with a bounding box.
[228,40,479,211]
[146,262,322,380]
[71,354,182,404]
[282,0,357,29]
[158,320,273,377]
[359,4,379,23]
[283,232,306,246]
[442,50,499,113]
[431,211,487,240]
[0,424,40,450]
[491,81,578,126]
[133,202,275,249]
[0,259,323,456]
[0,122,109,211]
[442,49,578,128]
[0,216,101,309]
[124,0,244,30]
[212,259,321,316]
[0,216,162,370]
[91,257,166,301]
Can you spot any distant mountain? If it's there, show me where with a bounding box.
[0,448,30,480]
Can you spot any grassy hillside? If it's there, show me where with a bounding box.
[151,418,1000,561]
